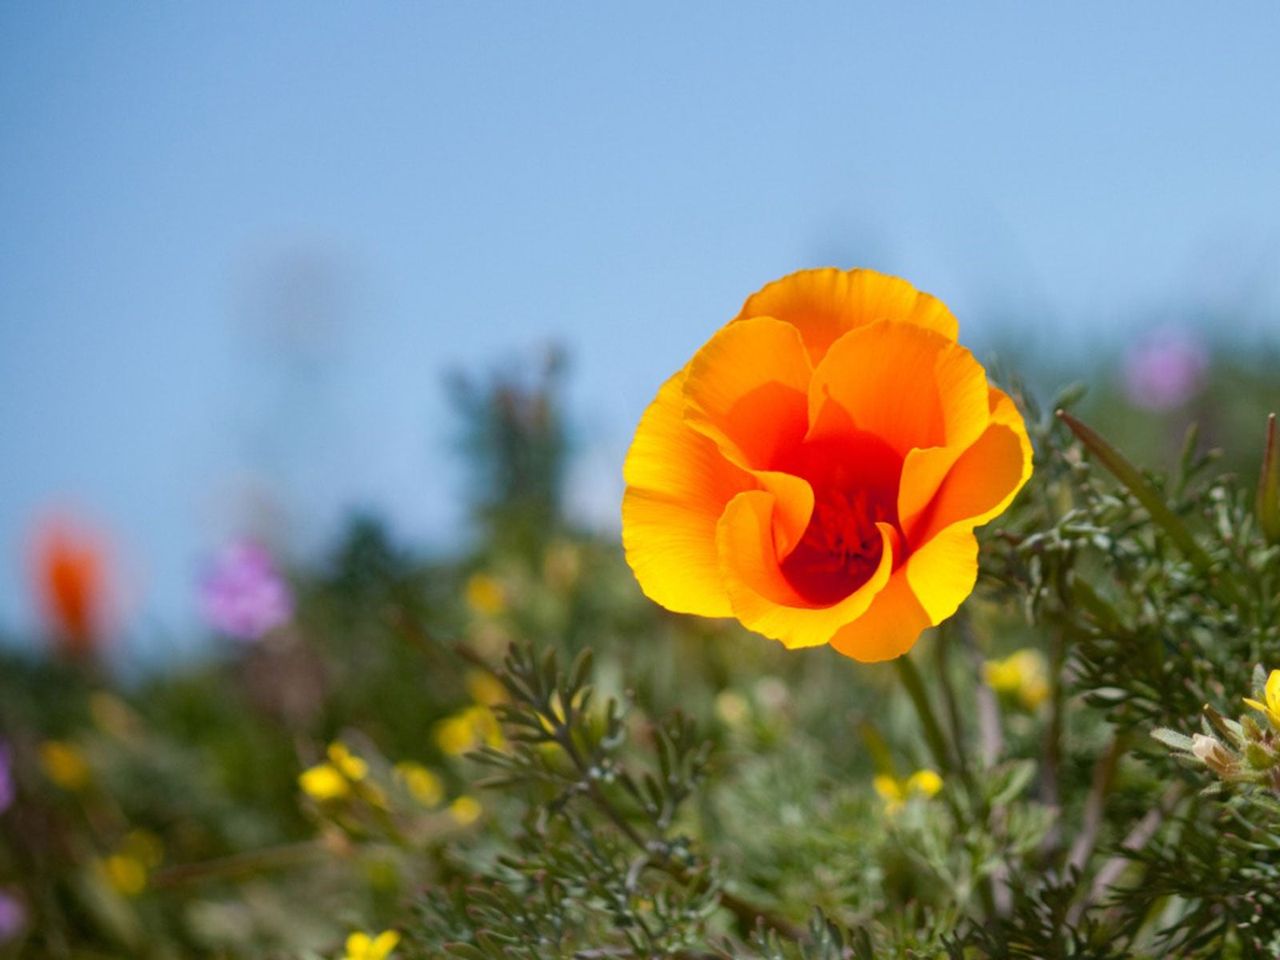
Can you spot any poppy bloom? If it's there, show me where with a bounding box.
[31,516,111,659]
[622,268,1032,662]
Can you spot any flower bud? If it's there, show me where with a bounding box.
[1243,741,1276,772]
[1259,413,1280,545]
[1191,734,1237,778]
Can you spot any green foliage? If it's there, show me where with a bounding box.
[2,348,1278,959]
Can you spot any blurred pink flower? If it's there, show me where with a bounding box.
[198,541,293,641]
[1122,328,1208,411]
[0,742,12,813]
[0,891,23,944]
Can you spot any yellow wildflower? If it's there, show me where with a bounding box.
[102,853,147,897]
[448,795,482,826]
[299,764,349,802]
[434,705,505,756]
[39,740,91,791]
[342,929,400,960]
[465,670,507,707]
[464,573,506,616]
[1244,668,1280,731]
[327,742,368,781]
[983,649,1050,710]
[906,769,943,797]
[394,762,444,808]
[873,769,943,814]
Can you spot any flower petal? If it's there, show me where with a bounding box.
[716,490,894,649]
[908,388,1034,545]
[808,321,992,459]
[682,316,812,471]
[622,371,752,617]
[828,569,932,663]
[734,267,959,364]
[371,931,401,959]
[904,525,979,625]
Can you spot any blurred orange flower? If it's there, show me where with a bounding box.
[622,268,1032,662]
[31,516,110,658]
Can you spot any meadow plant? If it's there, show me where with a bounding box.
[1,271,1278,959]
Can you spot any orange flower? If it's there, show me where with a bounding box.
[31,516,110,658]
[621,268,1032,662]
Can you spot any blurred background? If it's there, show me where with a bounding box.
[2,2,1279,654]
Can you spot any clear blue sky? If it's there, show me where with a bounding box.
[3,3,1279,649]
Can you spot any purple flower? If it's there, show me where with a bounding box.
[0,741,12,814]
[0,891,25,944]
[1122,328,1209,412]
[198,541,293,641]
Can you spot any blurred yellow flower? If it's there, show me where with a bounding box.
[983,649,1050,710]
[465,573,506,616]
[448,795,482,826]
[102,853,147,897]
[342,929,400,960]
[327,742,368,781]
[393,762,444,808]
[465,670,507,707]
[1244,668,1280,731]
[299,764,349,802]
[714,690,750,727]
[39,741,90,791]
[434,706,505,756]
[873,769,943,813]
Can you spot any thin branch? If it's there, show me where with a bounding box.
[150,840,326,888]
[1067,782,1185,925]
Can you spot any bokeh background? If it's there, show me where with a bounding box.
[3,2,1279,655]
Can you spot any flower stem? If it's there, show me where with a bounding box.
[894,654,954,775]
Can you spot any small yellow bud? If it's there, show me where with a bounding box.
[434,706,504,756]
[343,929,400,960]
[873,769,941,813]
[39,741,91,792]
[872,774,903,805]
[464,573,506,616]
[394,762,444,808]
[326,743,368,782]
[299,763,349,802]
[983,649,1049,710]
[465,670,507,707]
[448,795,483,826]
[905,769,943,798]
[102,854,147,897]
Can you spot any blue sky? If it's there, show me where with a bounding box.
[3,3,1280,649]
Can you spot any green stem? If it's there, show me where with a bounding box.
[894,655,954,776]
[1057,410,1243,608]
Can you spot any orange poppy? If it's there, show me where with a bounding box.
[32,516,110,659]
[621,268,1032,662]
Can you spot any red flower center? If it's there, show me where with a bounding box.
[776,432,905,604]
